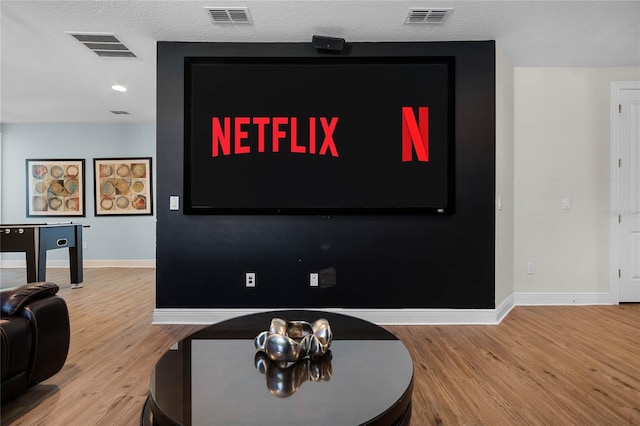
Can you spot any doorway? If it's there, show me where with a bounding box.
[611,82,640,303]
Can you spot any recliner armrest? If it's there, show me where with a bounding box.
[1,282,60,316]
[23,296,70,386]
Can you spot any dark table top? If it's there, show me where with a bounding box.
[149,310,414,426]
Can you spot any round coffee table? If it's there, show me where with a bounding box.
[143,310,413,426]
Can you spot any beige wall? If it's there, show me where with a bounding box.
[514,67,640,293]
[495,46,515,306]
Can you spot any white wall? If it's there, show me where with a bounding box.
[0,123,156,264]
[514,67,640,296]
[495,46,515,308]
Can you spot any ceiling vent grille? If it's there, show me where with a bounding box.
[205,7,253,24]
[404,8,453,24]
[66,32,137,58]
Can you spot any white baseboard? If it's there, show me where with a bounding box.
[153,305,511,326]
[1,258,610,323]
[0,259,155,268]
[153,292,618,326]
[514,292,612,305]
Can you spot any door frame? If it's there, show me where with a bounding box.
[610,81,640,304]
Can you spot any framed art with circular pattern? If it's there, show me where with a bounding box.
[25,159,85,217]
[93,157,153,216]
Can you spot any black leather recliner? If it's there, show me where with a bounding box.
[1,282,70,403]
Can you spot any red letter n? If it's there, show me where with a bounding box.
[212,117,230,157]
[401,107,429,162]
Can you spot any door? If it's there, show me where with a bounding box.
[617,87,640,302]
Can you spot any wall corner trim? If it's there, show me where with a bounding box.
[495,294,515,323]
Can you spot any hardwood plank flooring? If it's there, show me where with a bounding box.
[1,268,638,425]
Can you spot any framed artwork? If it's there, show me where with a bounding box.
[93,157,153,216]
[26,159,85,217]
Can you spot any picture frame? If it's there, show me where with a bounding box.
[93,157,153,216]
[26,159,86,217]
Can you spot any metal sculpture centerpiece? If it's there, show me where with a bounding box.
[254,317,333,363]
[254,317,333,397]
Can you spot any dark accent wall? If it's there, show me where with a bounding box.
[156,41,496,309]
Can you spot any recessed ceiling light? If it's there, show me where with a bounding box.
[112,85,127,92]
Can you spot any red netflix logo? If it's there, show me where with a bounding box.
[211,116,339,158]
[401,107,429,162]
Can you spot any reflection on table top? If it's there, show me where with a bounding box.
[150,310,414,426]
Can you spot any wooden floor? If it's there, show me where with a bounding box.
[1,268,639,425]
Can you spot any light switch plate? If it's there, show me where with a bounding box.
[170,196,180,210]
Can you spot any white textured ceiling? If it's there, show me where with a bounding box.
[1,0,639,123]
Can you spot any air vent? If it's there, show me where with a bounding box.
[404,8,453,24]
[110,111,130,115]
[205,7,253,24]
[66,32,137,58]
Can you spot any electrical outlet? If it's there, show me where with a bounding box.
[83,240,88,249]
[310,273,319,287]
[527,262,535,274]
[246,272,256,287]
